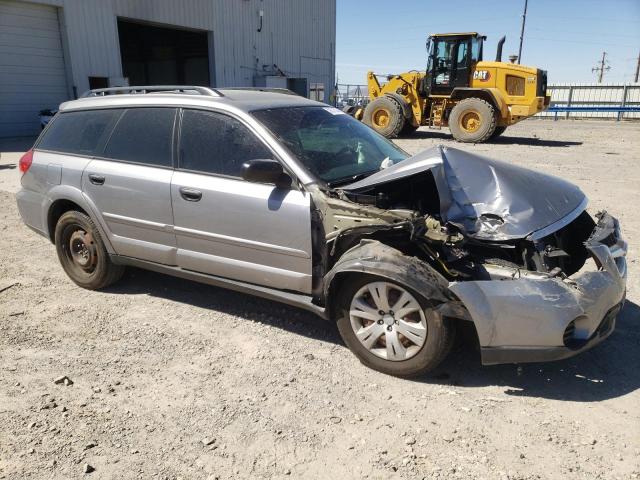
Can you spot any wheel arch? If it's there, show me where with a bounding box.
[450,88,508,118]
[47,199,88,243]
[323,240,454,321]
[44,186,115,253]
[384,93,413,119]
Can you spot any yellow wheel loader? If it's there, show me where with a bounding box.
[351,33,551,143]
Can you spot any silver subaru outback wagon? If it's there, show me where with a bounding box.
[16,86,627,377]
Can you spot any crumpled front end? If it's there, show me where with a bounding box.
[449,212,627,365]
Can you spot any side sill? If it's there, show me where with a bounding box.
[109,254,328,320]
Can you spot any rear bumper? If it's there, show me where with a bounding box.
[450,212,628,365]
[16,187,48,238]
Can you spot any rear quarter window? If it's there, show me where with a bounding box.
[37,109,122,156]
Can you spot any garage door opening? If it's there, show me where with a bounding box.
[117,19,210,87]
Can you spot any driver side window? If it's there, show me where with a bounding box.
[179,109,272,177]
[456,41,468,67]
[434,40,455,85]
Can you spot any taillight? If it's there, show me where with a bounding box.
[19,149,34,174]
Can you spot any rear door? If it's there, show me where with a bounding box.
[82,107,178,265]
[171,108,312,293]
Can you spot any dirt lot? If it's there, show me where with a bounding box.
[1,120,639,480]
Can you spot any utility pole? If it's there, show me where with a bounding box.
[517,0,528,64]
[634,50,639,83]
[592,51,611,83]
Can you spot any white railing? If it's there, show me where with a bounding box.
[540,83,640,120]
[334,82,640,120]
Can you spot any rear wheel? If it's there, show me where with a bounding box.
[335,274,455,377]
[448,97,497,143]
[363,96,405,138]
[54,210,124,290]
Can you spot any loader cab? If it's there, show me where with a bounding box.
[426,33,484,95]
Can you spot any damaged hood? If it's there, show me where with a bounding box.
[342,145,587,241]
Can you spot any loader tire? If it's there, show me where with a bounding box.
[401,122,420,136]
[342,105,358,116]
[363,96,405,138]
[490,125,507,140]
[449,97,497,143]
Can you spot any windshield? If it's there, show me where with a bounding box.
[251,106,409,185]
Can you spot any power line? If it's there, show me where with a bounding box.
[517,0,528,64]
[527,36,637,48]
[592,51,611,83]
[528,26,640,39]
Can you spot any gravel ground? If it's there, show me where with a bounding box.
[1,119,639,480]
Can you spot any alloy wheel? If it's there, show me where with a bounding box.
[349,281,427,361]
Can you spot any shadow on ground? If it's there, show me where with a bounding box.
[405,130,583,147]
[0,164,16,170]
[108,268,639,402]
[426,300,640,402]
[107,267,340,345]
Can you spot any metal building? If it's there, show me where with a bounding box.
[0,0,336,137]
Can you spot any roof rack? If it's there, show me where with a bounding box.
[81,85,224,98]
[222,87,300,96]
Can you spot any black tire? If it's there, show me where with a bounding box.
[448,97,497,143]
[54,210,124,290]
[490,125,507,140]
[400,122,420,136]
[362,96,405,138]
[342,105,358,116]
[335,274,455,377]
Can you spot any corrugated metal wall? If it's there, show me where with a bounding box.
[14,0,336,101]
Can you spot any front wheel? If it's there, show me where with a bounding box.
[362,96,405,138]
[335,275,454,377]
[54,210,125,290]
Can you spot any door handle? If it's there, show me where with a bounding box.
[88,174,105,185]
[179,187,202,202]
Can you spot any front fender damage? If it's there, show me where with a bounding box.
[323,240,469,320]
[449,215,627,365]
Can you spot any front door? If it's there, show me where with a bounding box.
[452,40,472,88]
[430,37,471,95]
[82,107,178,265]
[171,109,313,293]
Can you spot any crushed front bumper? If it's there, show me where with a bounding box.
[449,213,627,365]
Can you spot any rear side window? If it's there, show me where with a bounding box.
[179,109,271,177]
[38,109,121,156]
[103,108,176,167]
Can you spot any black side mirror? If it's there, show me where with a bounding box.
[241,159,292,189]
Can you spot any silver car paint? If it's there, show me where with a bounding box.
[450,241,627,348]
[171,171,313,293]
[15,90,628,366]
[27,95,317,293]
[343,145,588,241]
[81,159,177,265]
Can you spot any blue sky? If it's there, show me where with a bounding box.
[336,0,640,86]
